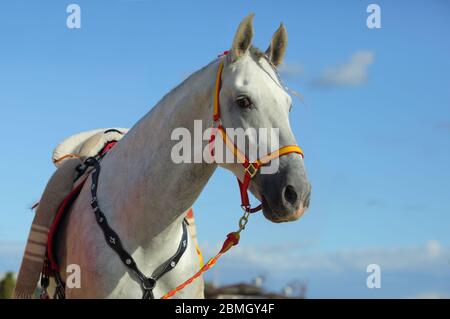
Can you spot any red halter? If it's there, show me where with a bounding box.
[209,57,304,213]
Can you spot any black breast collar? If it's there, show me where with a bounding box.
[88,158,189,299]
[50,151,189,299]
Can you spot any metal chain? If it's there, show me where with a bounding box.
[238,207,251,233]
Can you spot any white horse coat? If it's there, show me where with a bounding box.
[56,14,310,298]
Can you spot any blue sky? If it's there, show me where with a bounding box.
[0,1,449,298]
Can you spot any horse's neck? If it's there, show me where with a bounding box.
[96,60,219,248]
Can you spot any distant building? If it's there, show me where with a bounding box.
[205,282,306,299]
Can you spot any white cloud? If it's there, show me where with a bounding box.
[278,62,304,79]
[201,240,449,274]
[426,240,442,258]
[406,292,450,299]
[314,51,375,87]
[201,240,450,298]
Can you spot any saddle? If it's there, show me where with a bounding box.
[14,128,128,299]
[52,128,129,166]
[15,128,202,299]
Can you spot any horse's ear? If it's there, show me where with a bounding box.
[265,23,288,67]
[231,14,254,61]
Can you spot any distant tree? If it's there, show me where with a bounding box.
[0,272,16,299]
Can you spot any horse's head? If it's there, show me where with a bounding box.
[216,14,311,223]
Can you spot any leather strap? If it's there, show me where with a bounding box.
[90,158,189,299]
[210,57,304,213]
[47,138,189,299]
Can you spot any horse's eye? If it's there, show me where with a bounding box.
[236,96,253,109]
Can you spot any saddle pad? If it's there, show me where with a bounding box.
[52,128,129,166]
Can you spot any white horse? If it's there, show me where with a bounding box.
[57,14,311,298]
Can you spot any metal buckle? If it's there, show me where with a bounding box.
[142,277,156,291]
[84,157,97,167]
[244,163,257,178]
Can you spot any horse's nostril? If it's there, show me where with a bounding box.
[283,185,298,206]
